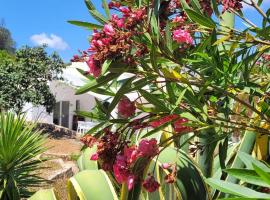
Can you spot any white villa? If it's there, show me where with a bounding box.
[24,62,100,131]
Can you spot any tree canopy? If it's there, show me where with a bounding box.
[0,24,16,54]
[0,46,65,113]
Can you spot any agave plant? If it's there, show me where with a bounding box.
[0,112,47,200]
[207,152,270,199]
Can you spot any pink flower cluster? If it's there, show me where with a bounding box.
[72,2,147,78]
[150,114,191,134]
[221,0,242,13]
[142,176,160,192]
[85,136,160,192]
[118,96,136,118]
[173,29,193,45]
[112,139,159,191]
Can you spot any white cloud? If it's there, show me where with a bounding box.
[30,33,69,50]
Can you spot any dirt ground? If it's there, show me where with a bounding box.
[45,137,82,156]
[32,137,83,200]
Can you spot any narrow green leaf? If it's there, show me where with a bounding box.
[150,44,159,73]
[76,68,95,80]
[142,119,176,138]
[68,20,103,29]
[211,0,220,17]
[224,168,270,187]
[206,178,270,199]
[238,152,270,172]
[179,0,191,9]
[253,163,270,186]
[86,122,107,135]
[102,0,111,18]
[107,77,135,114]
[101,60,112,75]
[153,0,160,17]
[139,89,170,112]
[91,88,115,96]
[76,111,107,121]
[127,75,157,93]
[89,10,108,24]
[84,0,96,10]
[76,73,120,95]
[185,9,216,28]
[172,88,187,111]
[165,24,173,53]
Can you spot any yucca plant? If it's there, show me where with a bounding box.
[0,112,47,200]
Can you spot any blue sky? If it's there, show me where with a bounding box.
[0,0,105,62]
[0,0,269,62]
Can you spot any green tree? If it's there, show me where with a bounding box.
[0,46,65,113]
[0,24,16,54]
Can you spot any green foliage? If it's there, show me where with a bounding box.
[0,46,65,113]
[0,25,16,54]
[206,152,270,199]
[0,112,47,199]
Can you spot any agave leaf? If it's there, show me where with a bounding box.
[77,147,98,171]
[67,170,119,200]
[29,189,59,200]
[155,147,210,200]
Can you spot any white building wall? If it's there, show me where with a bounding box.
[49,80,96,129]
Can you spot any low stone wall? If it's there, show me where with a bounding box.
[35,123,76,138]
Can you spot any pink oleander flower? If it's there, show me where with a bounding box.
[119,7,131,17]
[138,139,159,158]
[113,155,130,183]
[111,14,125,28]
[127,175,135,190]
[108,1,121,9]
[173,29,193,45]
[90,153,99,161]
[150,114,178,128]
[124,146,138,165]
[132,9,145,20]
[86,56,101,77]
[103,24,115,36]
[162,163,171,169]
[118,96,136,118]
[173,118,192,133]
[222,0,242,13]
[172,16,185,24]
[142,176,160,193]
